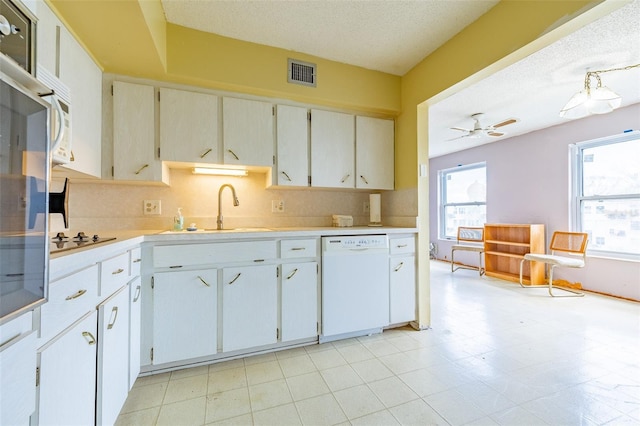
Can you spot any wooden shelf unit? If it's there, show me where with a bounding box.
[484,224,545,284]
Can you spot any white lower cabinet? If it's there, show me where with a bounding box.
[389,255,416,324]
[1,330,36,426]
[152,269,218,364]
[37,310,98,426]
[281,262,318,342]
[97,285,130,426]
[129,276,142,390]
[222,265,278,352]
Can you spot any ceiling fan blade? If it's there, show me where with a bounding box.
[492,118,518,128]
[487,131,504,137]
[450,127,471,133]
[446,135,468,141]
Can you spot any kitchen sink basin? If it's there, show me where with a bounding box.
[160,227,273,234]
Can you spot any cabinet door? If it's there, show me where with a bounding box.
[222,265,277,352]
[38,311,97,426]
[356,116,394,190]
[113,81,157,181]
[276,105,309,186]
[281,262,318,342]
[58,26,102,178]
[160,88,219,163]
[223,97,274,166]
[389,255,416,324]
[310,109,354,188]
[35,2,58,76]
[97,285,130,426]
[0,331,36,426]
[129,276,142,390]
[153,269,217,364]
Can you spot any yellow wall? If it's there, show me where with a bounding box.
[395,0,599,189]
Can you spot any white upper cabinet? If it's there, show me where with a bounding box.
[112,81,163,182]
[222,97,274,167]
[356,116,394,190]
[276,105,309,186]
[310,109,355,188]
[159,88,219,163]
[37,1,102,178]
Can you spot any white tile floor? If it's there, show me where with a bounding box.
[116,261,640,425]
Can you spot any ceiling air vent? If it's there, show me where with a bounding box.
[288,58,316,87]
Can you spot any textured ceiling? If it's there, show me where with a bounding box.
[161,0,498,76]
[428,0,640,157]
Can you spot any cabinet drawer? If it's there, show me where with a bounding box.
[389,237,415,255]
[130,247,142,278]
[280,239,318,259]
[40,265,99,343]
[101,253,129,297]
[153,241,277,268]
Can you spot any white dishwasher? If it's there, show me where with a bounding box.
[321,235,389,342]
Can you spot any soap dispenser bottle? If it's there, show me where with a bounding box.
[174,208,184,231]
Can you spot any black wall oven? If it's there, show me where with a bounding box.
[0,58,51,323]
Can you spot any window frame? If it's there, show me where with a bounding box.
[438,162,487,240]
[570,130,640,260]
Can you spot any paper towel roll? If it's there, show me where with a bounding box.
[369,194,381,226]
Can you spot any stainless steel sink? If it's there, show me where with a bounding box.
[160,227,272,234]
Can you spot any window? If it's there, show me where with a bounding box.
[571,131,640,258]
[439,162,486,239]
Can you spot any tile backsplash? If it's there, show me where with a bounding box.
[50,169,417,233]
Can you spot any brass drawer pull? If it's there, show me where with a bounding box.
[394,262,404,272]
[396,244,408,248]
[197,276,211,287]
[82,331,96,345]
[107,306,119,330]
[65,289,87,300]
[228,273,241,285]
[281,171,292,182]
[133,258,142,263]
[112,268,124,275]
[134,164,149,175]
[291,247,306,251]
[286,268,298,280]
[227,149,239,160]
[133,285,141,302]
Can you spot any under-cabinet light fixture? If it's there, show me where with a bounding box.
[560,63,640,119]
[192,167,248,177]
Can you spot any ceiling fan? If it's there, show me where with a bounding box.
[447,113,518,141]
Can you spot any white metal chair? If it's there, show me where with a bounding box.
[451,227,485,275]
[519,231,588,297]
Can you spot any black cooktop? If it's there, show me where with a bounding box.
[50,232,116,254]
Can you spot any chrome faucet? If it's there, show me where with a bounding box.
[217,184,239,230]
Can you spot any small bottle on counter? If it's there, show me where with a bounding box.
[174,207,184,231]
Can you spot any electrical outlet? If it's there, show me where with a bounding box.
[272,200,285,213]
[144,200,161,215]
[363,201,370,214]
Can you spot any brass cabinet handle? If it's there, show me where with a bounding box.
[281,171,292,182]
[340,174,351,183]
[82,331,96,345]
[396,244,408,248]
[134,164,149,175]
[286,268,298,280]
[394,262,404,272]
[227,149,239,160]
[133,285,141,302]
[360,175,369,185]
[200,148,212,158]
[112,268,125,275]
[70,150,75,162]
[228,273,241,285]
[107,306,119,330]
[290,247,306,251]
[65,289,87,300]
[197,276,211,287]
[133,258,142,263]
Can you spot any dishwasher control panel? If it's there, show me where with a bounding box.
[323,235,388,251]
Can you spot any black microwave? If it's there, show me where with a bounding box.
[0,0,36,75]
